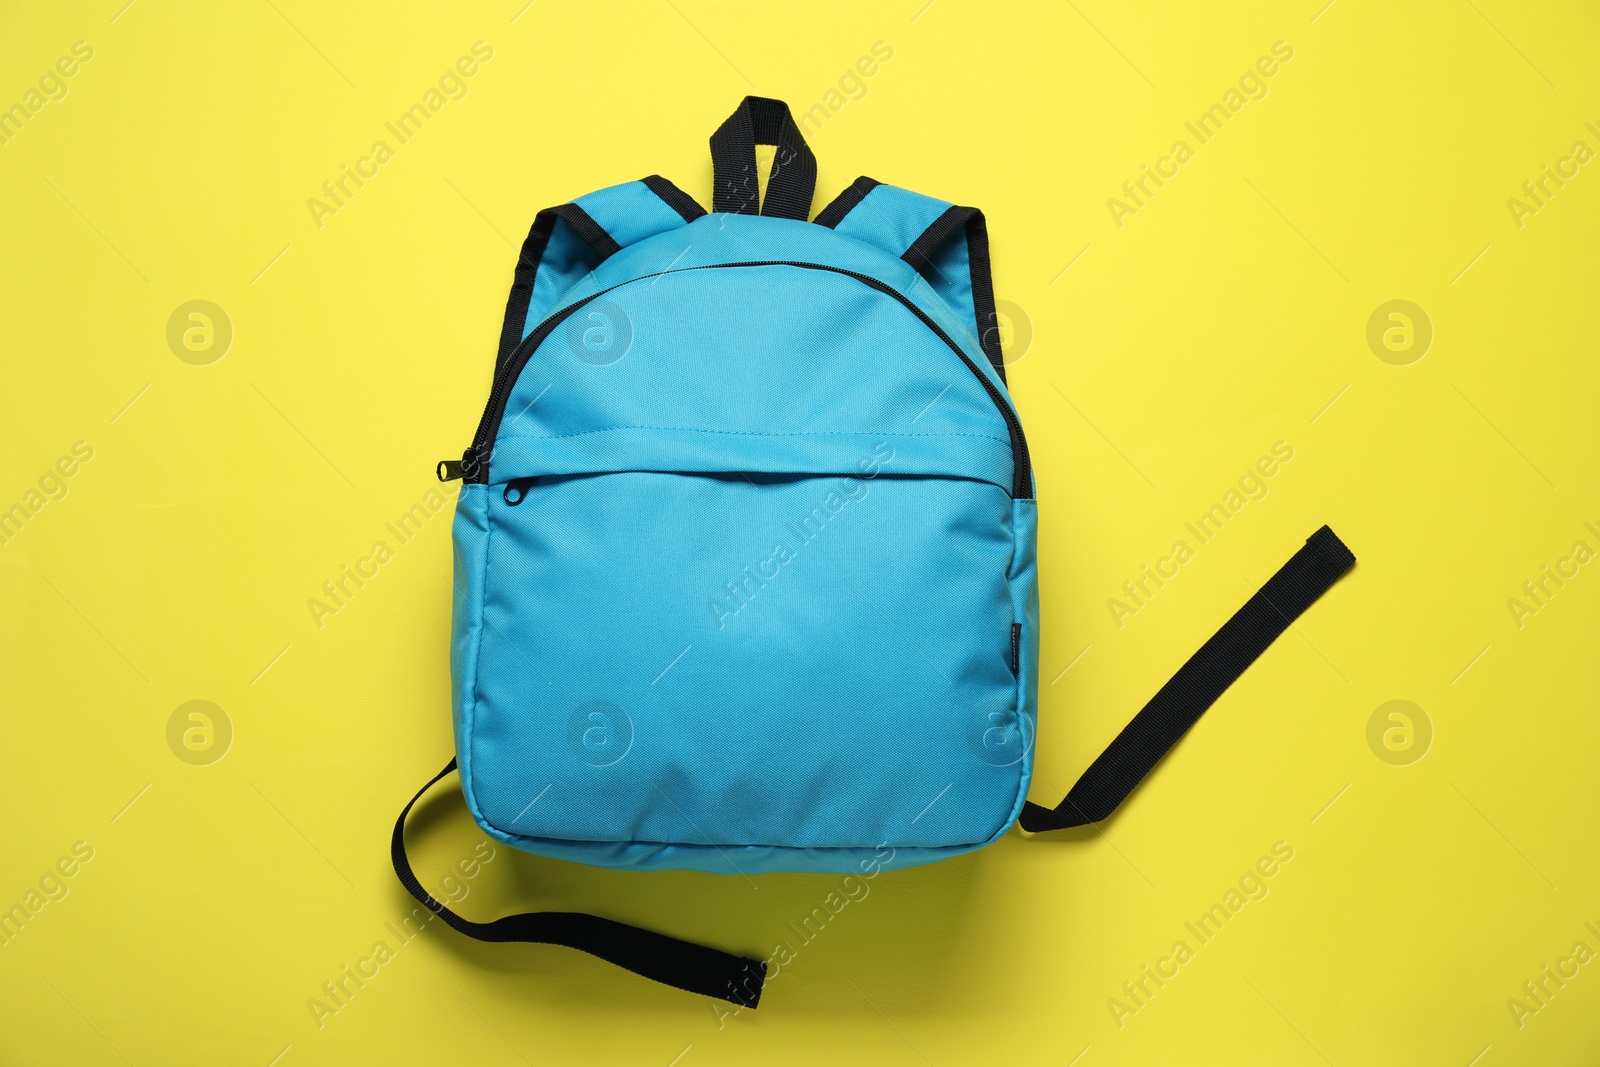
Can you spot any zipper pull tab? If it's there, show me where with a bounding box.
[437,447,482,483]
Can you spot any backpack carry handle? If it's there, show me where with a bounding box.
[710,96,817,220]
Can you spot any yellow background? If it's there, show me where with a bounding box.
[3,1,1598,1063]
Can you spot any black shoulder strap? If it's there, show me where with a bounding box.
[495,202,617,376]
[494,177,704,381]
[902,206,1005,380]
[1022,525,1356,831]
[640,174,708,222]
[812,175,881,228]
[813,179,1006,381]
[393,759,766,1006]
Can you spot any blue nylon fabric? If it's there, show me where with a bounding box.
[925,228,980,355]
[457,202,1039,874]
[492,264,1011,489]
[488,428,1014,493]
[831,184,951,256]
[503,219,1015,461]
[451,484,489,805]
[528,220,604,331]
[832,184,985,359]
[520,180,697,334]
[572,180,696,250]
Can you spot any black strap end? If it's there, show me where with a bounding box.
[723,960,767,1008]
[1025,525,1356,832]
[1306,524,1356,573]
[641,174,707,223]
[393,759,769,1008]
[1019,799,1074,834]
[812,175,882,229]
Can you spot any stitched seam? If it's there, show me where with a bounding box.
[993,498,1035,841]
[494,426,1013,447]
[466,469,1024,854]
[482,826,1003,853]
[460,487,491,822]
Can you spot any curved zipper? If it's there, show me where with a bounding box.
[458,260,1033,498]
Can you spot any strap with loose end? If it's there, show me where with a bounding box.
[392,759,767,1007]
[1022,525,1357,832]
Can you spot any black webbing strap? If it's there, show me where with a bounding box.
[812,175,882,229]
[392,759,767,1007]
[495,202,620,377]
[709,96,817,219]
[901,205,1006,380]
[1021,525,1356,832]
[641,174,708,222]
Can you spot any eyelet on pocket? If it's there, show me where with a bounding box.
[503,478,536,506]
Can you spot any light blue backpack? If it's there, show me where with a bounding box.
[394,97,1355,1008]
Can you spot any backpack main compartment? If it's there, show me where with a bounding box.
[449,210,1040,875]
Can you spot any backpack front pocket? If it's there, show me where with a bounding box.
[457,457,1031,867]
